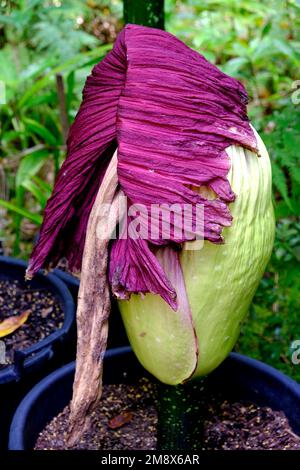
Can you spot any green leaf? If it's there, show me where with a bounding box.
[0,14,18,26]
[272,162,293,211]
[23,92,56,109]
[22,118,57,146]
[0,199,42,225]
[18,45,111,108]
[22,180,48,208]
[273,39,299,65]
[1,130,21,145]
[32,176,52,196]
[66,70,75,112]
[16,149,49,188]
[222,57,250,75]
[261,21,272,37]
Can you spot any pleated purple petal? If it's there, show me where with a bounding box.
[27,24,258,309]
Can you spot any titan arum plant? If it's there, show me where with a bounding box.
[26,25,275,448]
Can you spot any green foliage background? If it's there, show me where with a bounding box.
[1,0,300,381]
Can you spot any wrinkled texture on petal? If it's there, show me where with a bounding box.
[27,24,258,308]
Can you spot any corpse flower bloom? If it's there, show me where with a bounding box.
[27,25,275,385]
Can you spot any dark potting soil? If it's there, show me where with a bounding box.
[0,279,64,368]
[35,378,300,450]
[203,396,300,450]
[35,378,157,450]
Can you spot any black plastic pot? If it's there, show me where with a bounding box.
[53,269,80,303]
[0,256,75,449]
[54,268,129,349]
[9,348,300,450]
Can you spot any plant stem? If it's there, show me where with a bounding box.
[56,74,69,145]
[124,0,165,29]
[157,377,208,451]
[53,148,60,179]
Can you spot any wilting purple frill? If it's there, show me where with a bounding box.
[27,24,258,309]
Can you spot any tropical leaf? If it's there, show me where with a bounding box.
[271,162,293,211]
[0,199,42,224]
[18,45,111,108]
[32,175,52,196]
[21,180,48,208]
[16,149,49,188]
[22,118,57,146]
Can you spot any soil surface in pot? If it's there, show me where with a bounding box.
[35,378,300,450]
[36,378,156,450]
[56,259,80,278]
[0,279,64,368]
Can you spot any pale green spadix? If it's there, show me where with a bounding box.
[118,128,275,385]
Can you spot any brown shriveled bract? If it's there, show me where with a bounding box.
[67,151,123,446]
